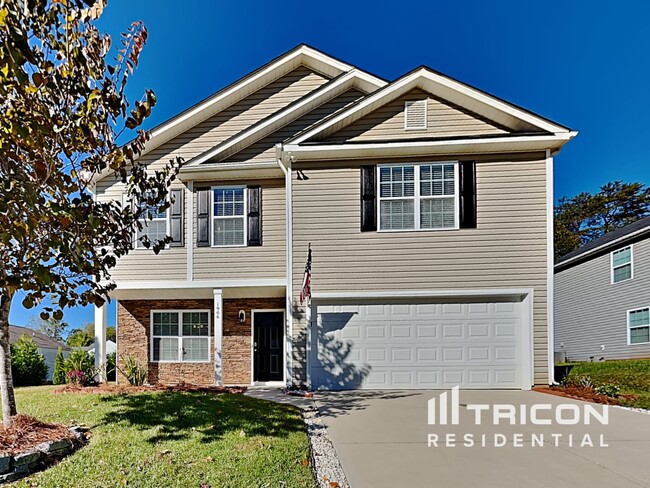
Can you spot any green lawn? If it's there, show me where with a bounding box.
[564,360,650,409]
[11,386,314,488]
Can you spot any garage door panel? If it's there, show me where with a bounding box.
[311,299,525,389]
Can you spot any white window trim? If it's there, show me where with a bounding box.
[404,99,427,131]
[611,244,633,284]
[627,306,650,346]
[150,309,212,363]
[377,161,459,232]
[210,185,247,248]
[135,199,170,250]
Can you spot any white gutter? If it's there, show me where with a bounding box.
[276,143,293,386]
[284,133,577,161]
[546,149,556,385]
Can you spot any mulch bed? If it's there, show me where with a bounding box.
[0,415,76,456]
[534,385,636,405]
[53,383,247,395]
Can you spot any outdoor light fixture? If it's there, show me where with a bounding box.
[238,310,245,324]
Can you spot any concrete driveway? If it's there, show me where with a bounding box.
[315,390,650,488]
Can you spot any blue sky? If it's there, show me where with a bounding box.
[10,0,650,330]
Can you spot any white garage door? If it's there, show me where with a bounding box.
[310,299,527,389]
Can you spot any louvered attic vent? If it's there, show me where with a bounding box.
[404,99,427,130]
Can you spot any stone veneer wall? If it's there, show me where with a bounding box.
[117,297,286,386]
[222,297,285,385]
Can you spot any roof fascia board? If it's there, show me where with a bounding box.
[93,45,358,184]
[284,133,576,161]
[290,68,570,145]
[185,70,386,167]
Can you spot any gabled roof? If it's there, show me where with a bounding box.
[9,325,70,350]
[286,65,574,146]
[555,215,650,271]
[182,68,386,169]
[94,44,380,183]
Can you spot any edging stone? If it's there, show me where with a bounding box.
[0,426,87,485]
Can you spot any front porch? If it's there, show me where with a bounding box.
[94,282,289,386]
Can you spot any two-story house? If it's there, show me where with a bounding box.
[555,216,650,362]
[92,45,575,390]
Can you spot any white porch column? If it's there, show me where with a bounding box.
[213,288,223,385]
[94,303,107,382]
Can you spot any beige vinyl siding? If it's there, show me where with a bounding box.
[95,179,189,281]
[320,88,508,143]
[291,155,549,384]
[193,179,286,280]
[555,238,650,361]
[221,89,365,163]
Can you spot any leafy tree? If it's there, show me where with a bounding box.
[28,316,68,341]
[10,335,48,386]
[0,1,181,426]
[107,326,116,343]
[555,181,650,258]
[66,322,94,347]
[52,347,66,385]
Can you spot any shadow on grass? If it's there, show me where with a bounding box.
[99,391,304,444]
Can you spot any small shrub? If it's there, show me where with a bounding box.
[64,349,96,384]
[118,355,147,386]
[595,384,620,398]
[67,369,89,386]
[11,335,48,386]
[52,347,67,385]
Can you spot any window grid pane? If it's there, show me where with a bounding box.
[182,338,209,361]
[182,312,210,336]
[380,200,415,230]
[213,217,245,246]
[380,166,415,198]
[612,247,631,267]
[629,309,650,327]
[153,337,178,361]
[630,327,650,344]
[214,188,245,217]
[420,164,455,197]
[420,197,455,229]
[613,264,632,283]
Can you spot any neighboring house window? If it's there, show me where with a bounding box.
[212,187,246,246]
[136,198,168,249]
[378,163,458,231]
[151,311,210,362]
[611,246,633,283]
[404,100,427,130]
[628,308,650,345]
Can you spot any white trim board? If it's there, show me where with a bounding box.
[311,288,534,301]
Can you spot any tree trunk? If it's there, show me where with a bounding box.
[0,289,17,427]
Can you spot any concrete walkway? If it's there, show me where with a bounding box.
[314,390,650,488]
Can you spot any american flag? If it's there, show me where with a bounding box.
[299,244,312,304]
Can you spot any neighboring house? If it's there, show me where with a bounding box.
[555,216,650,362]
[87,340,117,356]
[9,325,70,382]
[91,45,575,390]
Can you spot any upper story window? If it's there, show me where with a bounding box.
[628,307,649,345]
[611,245,633,283]
[136,198,168,249]
[151,311,210,362]
[378,163,458,231]
[404,100,427,130]
[212,187,246,247]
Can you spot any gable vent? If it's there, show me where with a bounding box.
[404,99,427,130]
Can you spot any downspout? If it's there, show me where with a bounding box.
[276,143,293,386]
[546,148,556,386]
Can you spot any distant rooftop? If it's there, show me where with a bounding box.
[555,215,650,270]
[9,325,70,350]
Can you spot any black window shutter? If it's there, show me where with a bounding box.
[169,188,184,247]
[360,165,377,232]
[247,186,262,246]
[196,187,211,247]
[459,161,477,229]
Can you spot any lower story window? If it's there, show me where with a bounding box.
[151,311,211,362]
[628,308,650,344]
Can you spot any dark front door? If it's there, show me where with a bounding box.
[253,311,284,382]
